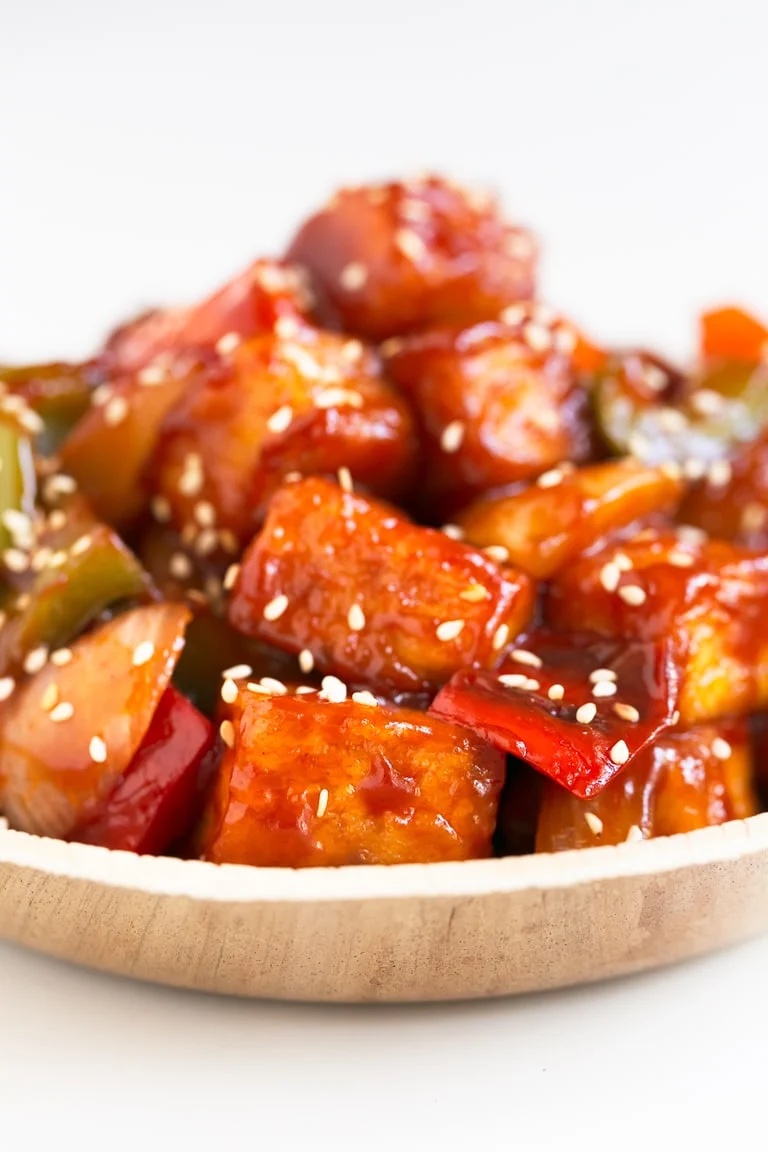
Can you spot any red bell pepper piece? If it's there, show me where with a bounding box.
[74,686,215,855]
[700,306,768,363]
[429,630,680,798]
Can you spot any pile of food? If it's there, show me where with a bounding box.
[1,174,767,867]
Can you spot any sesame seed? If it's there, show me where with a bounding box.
[707,459,732,488]
[712,737,732,761]
[218,528,239,554]
[436,619,465,642]
[690,389,725,416]
[194,528,218,557]
[683,458,707,481]
[43,473,77,500]
[499,304,526,326]
[340,339,364,363]
[585,812,604,836]
[138,363,170,386]
[741,503,768,533]
[50,648,72,667]
[283,471,303,483]
[178,454,204,497]
[642,365,668,393]
[498,673,530,688]
[3,548,29,573]
[553,326,577,354]
[613,552,633,572]
[576,702,597,724]
[132,640,155,667]
[676,525,707,546]
[351,690,379,707]
[321,675,347,703]
[104,395,129,426]
[459,583,489,602]
[628,432,651,458]
[192,501,215,528]
[339,261,368,291]
[312,787,328,819]
[337,466,353,493]
[263,593,289,622]
[1,508,33,540]
[24,646,48,675]
[618,584,646,606]
[589,668,617,683]
[315,387,364,410]
[626,824,644,842]
[40,682,59,711]
[47,509,67,531]
[219,720,235,748]
[670,709,681,726]
[347,603,366,631]
[91,383,113,407]
[522,321,552,353]
[31,547,52,572]
[609,739,630,765]
[221,678,239,704]
[0,677,15,702]
[151,495,172,523]
[70,534,92,556]
[294,649,313,676]
[492,623,510,651]
[221,664,253,682]
[510,648,543,669]
[600,562,621,592]
[395,228,427,263]
[536,468,564,488]
[89,736,107,764]
[440,420,465,454]
[484,545,510,564]
[592,680,617,698]
[169,551,193,580]
[259,676,288,696]
[667,549,694,568]
[18,408,44,436]
[215,332,241,356]
[266,404,294,434]
[49,701,74,722]
[657,406,687,433]
[659,460,683,481]
[613,702,640,722]
[223,563,241,591]
[547,683,565,701]
[294,685,317,695]
[441,524,465,540]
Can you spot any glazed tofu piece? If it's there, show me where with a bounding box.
[535,720,756,851]
[149,327,418,547]
[286,175,536,340]
[547,530,768,725]
[678,430,768,550]
[227,477,536,697]
[383,320,590,515]
[457,459,683,579]
[199,690,505,867]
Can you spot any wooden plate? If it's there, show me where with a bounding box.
[2,816,768,1001]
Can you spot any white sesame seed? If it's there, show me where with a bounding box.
[522,321,552,353]
[600,562,621,592]
[337,466,354,493]
[221,678,239,704]
[585,812,604,836]
[169,552,193,580]
[626,824,644,842]
[294,685,317,696]
[667,549,694,568]
[1,509,33,540]
[642,365,668,393]
[459,583,489,602]
[554,326,577,354]
[151,495,172,523]
[321,675,347,703]
[89,736,107,764]
[347,603,366,632]
[340,339,364,363]
[223,563,241,591]
[592,680,617,698]
[259,677,288,696]
[221,664,253,680]
[44,473,77,501]
[24,646,48,675]
[298,649,315,674]
[315,787,329,818]
[395,228,427,263]
[219,719,235,748]
[40,682,59,712]
[547,683,565,701]
[536,468,564,488]
[18,408,44,436]
[138,362,170,386]
[707,459,733,488]
[132,640,155,668]
[0,677,15,702]
[676,525,707,546]
[50,648,72,667]
[3,548,29,573]
[91,383,113,407]
[104,395,129,426]
[683,458,707,481]
[47,509,67,531]
[263,593,289,622]
[690,388,725,416]
[484,545,510,564]
[218,528,239,555]
[589,668,617,683]
[339,261,368,291]
[510,648,543,669]
[613,552,633,572]
[266,404,294,434]
[49,701,74,722]
[498,673,530,688]
[613,702,640,723]
[317,388,364,410]
[499,304,527,326]
[492,623,510,651]
[194,528,218,557]
[609,739,630,765]
[576,702,597,724]
[178,454,204,497]
[70,534,92,556]
[712,737,732,761]
[657,406,687,433]
[351,690,379,707]
[441,524,465,540]
[215,332,241,356]
[436,619,465,642]
[659,460,683,481]
[741,503,768,534]
[618,584,647,606]
[440,420,466,454]
[193,501,216,528]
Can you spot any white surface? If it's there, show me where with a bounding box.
[2,0,768,1146]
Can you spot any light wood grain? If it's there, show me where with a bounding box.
[1,816,767,1001]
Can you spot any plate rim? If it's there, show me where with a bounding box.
[2,811,767,905]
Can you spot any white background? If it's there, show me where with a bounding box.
[2,0,768,1147]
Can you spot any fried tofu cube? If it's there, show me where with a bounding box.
[547,530,768,724]
[199,690,505,866]
[535,720,756,851]
[286,175,536,340]
[457,459,683,579]
[227,477,536,696]
[149,327,418,546]
[383,320,590,516]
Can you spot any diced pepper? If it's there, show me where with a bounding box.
[198,690,505,867]
[0,601,190,838]
[73,685,215,855]
[228,477,536,696]
[547,530,768,725]
[0,417,36,555]
[700,306,768,364]
[0,361,99,455]
[286,175,536,340]
[536,720,756,850]
[456,459,683,579]
[429,630,679,797]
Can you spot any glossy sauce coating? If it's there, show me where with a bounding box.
[199,691,505,867]
[228,476,536,696]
